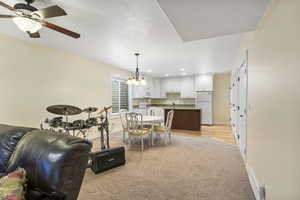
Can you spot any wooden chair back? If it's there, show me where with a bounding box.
[119,109,128,129]
[166,110,174,131]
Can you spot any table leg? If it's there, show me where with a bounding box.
[151,122,154,146]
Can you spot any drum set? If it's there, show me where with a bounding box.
[42,104,112,150]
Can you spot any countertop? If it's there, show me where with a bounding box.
[163,107,200,110]
[133,104,199,110]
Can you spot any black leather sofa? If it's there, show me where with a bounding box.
[0,124,92,200]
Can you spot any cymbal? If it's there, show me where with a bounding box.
[83,107,98,113]
[46,105,82,116]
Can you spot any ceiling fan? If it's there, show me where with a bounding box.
[0,0,80,39]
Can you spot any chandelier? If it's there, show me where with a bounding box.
[127,53,146,86]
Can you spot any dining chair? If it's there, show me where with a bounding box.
[147,107,164,117]
[126,112,151,152]
[119,109,128,142]
[147,107,156,116]
[146,107,164,128]
[154,110,174,144]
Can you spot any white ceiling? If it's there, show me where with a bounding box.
[157,0,269,41]
[0,0,266,77]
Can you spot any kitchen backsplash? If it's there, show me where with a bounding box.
[133,93,195,106]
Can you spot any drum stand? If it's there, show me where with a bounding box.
[98,109,110,150]
[73,129,88,139]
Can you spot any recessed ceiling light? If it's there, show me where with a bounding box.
[182,72,187,76]
[165,74,169,77]
[180,68,185,71]
[147,69,152,73]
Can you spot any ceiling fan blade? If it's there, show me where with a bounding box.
[0,14,15,18]
[0,1,16,12]
[39,20,80,39]
[27,31,40,38]
[33,5,67,19]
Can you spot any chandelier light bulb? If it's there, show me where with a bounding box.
[127,77,132,85]
[141,77,146,85]
[134,79,140,86]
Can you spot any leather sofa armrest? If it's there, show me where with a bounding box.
[6,130,92,200]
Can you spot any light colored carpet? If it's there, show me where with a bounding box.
[78,132,254,200]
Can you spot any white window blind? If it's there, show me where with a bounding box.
[112,79,129,113]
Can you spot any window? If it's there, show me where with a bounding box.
[112,79,129,113]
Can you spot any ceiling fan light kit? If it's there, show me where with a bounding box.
[0,0,80,39]
[13,16,42,33]
[127,53,147,86]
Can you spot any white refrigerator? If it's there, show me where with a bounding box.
[195,91,213,125]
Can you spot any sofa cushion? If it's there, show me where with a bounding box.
[0,125,35,174]
[0,168,27,200]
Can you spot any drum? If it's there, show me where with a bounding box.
[71,120,86,129]
[60,121,72,129]
[47,117,63,128]
[85,118,98,128]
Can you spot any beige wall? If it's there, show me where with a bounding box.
[0,34,129,132]
[213,73,231,125]
[235,0,300,199]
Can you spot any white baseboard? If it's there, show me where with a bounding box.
[87,128,122,141]
[246,164,263,200]
[213,123,230,126]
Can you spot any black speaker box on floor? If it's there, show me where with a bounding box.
[90,146,126,174]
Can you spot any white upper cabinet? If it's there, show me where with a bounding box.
[152,78,161,98]
[160,77,180,97]
[168,78,180,93]
[132,85,144,98]
[145,76,153,98]
[160,78,168,98]
[180,76,195,98]
[194,75,213,91]
[133,74,214,99]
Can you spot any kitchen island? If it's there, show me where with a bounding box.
[164,108,201,131]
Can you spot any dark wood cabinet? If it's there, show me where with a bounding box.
[164,109,201,131]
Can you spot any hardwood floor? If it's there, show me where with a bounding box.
[171,125,236,145]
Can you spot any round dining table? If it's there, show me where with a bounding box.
[142,115,164,124]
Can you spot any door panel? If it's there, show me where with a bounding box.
[230,55,248,159]
[238,62,248,156]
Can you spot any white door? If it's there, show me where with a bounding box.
[238,61,248,157]
[229,77,238,139]
[234,58,248,159]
